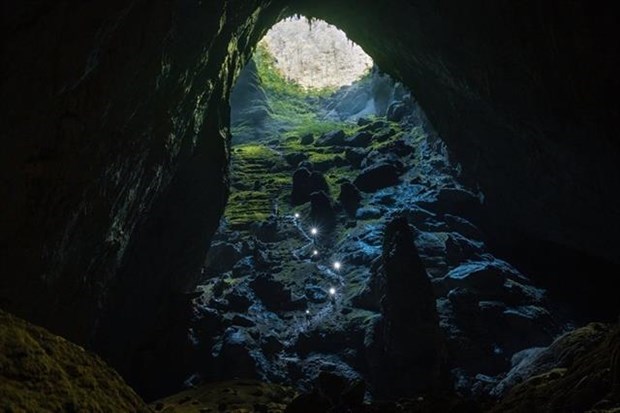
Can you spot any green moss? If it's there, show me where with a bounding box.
[224,143,291,228]
[0,310,150,413]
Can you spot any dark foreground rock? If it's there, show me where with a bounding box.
[315,130,346,146]
[310,191,337,229]
[366,217,448,398]
[339,182,363,216]
[354,163,401,192]
[291,168,330,205]
[0,310,150,412]
[490,323,620,413]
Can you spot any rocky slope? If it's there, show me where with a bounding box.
[147,325,620,412]
[183,82,568,401]
[0,310,150,412]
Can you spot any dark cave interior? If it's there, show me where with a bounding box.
[1,1,620,412]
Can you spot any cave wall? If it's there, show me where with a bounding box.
[1,0,285,345]
[2,0,619,391]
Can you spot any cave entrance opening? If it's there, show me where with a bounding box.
[225,15,408,228]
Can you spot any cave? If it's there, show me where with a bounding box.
[2,1,620,412]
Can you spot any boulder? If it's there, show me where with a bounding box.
[355,206,382,220]
[231,314,256,327]
[359,120,388,133]
[314,130,346,146]
[204,241,244,274]
[305,285,329,303]
[360,151,405,172]
[216,327,259,379]
[300,133,314,145]
[338,182,362,216]
[357,117,371,127]
[252,215,279,243]
[261,334,285,354]
[232,256,256,278]
[223,290,252,312]
[284,152,309,168]
[310,191,336,229]
[386,101,409,122]
[377,139,414,156]
[291,168,312,205]
[353,163,400,192]
[366,217,448,398]
[249,274,301,312]
[344,131,373,147]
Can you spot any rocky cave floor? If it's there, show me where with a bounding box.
[160,96,620,411]
[2,97,619,412]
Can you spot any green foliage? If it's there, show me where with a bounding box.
[254,43,336,98]
[253,43,356,139]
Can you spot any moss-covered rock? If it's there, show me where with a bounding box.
[149,379,296,413]
[0,310,150,412]
[491,323,620,413]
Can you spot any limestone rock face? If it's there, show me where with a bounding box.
[367,217,447,398]
[230,59,272,143]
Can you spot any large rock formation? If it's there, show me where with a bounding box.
[367,217,447,398]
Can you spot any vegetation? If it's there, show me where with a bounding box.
[223,43,407,229]
[0,310,149,413]
[253,43,355,138]
[224,143,290,228]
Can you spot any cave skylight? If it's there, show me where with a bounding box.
[259,16,373,90]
